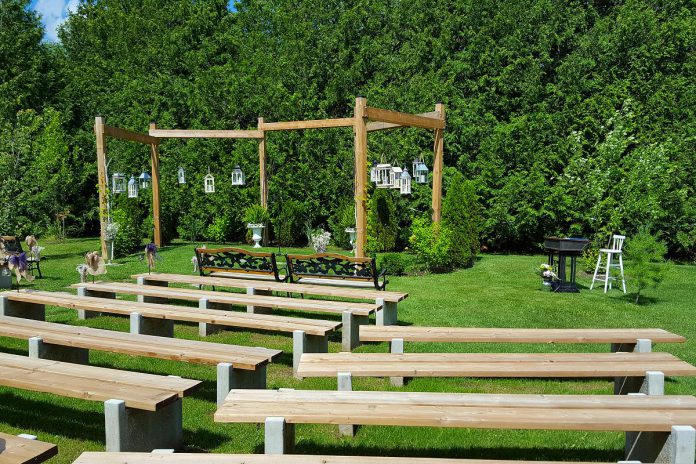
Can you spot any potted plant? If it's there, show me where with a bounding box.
[536,263,557,289]
[243,204,270,248]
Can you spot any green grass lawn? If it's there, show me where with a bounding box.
[1,238,694,462]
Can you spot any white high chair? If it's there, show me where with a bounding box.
[590,234,626,293]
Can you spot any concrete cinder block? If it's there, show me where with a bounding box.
[104,398,183,452]
[76,287,109,319]
[337,372,355,437]
[217,362,267,406]
[626,424,695,463]
[389,337,405,387]
[0,295,45,320]
[129,312,174,338]
[375,298,398,326]
[136,277,169,304]
[246,287,273,314]
[293,330,328,378]
[198,298,223,336]
[264,416,294,455]
[341,311,369,352]
[29,336,89,364]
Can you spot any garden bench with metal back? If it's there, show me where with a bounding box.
[195,247,286,282]
[285,253,388,291]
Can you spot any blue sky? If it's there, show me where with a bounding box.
[29,0,237,42]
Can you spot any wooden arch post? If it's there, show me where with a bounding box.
[432,102,445,223]
[95,116,109,258]
[354,97,369,258]
[149,122,162,247]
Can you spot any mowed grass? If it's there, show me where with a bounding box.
[1,238,695,462]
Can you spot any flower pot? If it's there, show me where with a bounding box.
[247,223,265,248]
[345,227,356,252]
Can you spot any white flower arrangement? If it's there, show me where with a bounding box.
[310,229,331,253]
[536,263,557,280]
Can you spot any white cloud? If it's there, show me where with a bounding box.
[33,0,76,42]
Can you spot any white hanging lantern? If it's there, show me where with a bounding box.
[127,176,138,198]
[391,166,403,190]
[177,167,186,184]
[231,165,245,186]
[204,169,215,193]
[375,162,393,188]
[112,173,127,194]
[138,171,152,189]
[400,168,412,195]
[370,161,379,182]
[413,157,429,184]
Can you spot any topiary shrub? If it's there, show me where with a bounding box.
[273,199,306,246]
[367,188,398,253]
[442,172,480,268]
[328,202,355,249]
[409,216,454,272]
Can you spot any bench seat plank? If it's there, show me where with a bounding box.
[72,282,378,317]
[297,352,696,378]
[215,389,696,431]
[132,272,408,302]
[0,433,57,464]
[0,315,280,369]
[359,326,686,344]
[72,453,613,464]
[2,291,340,336]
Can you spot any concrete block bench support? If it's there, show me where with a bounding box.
[625,425,695,464]
[342,311,369,352]
[130,312,174,338]
[136,277,169,304]
[246,287,273,314]
[197,298,224,336]
[216,362,267,406]
[615,370,665,396]
[0,295,45,320]
[389,337,406,387]
[337,372,355,437]
[29,336,89,364]
[375,298,397,326]
[264,416,294,455]
[293,330,328,378]
[104,398,183,452]
[76,287,114,319]
[612,338,652,353]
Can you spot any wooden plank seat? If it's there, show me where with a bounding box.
[195,247,286,282]
[0,315,281,405]
[0,352,200,452]
[296,352,696,393]
[214,389,696,463]
[71,452,620,464]
[131,272,406,326]
[71,281,376,351]
[0,432,57,464]
[0,290,339,374]
[285,253,387,291]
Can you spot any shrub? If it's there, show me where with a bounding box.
[176,212,205,243]
[111,208,143,256]
[378,252,408,276]
[273,200,306,246]
[625,229,668,304]
[205,216,230,243]
[367,189,398,253]
[442,173,480,268]
[409,216,454,272]
[328,202,355,249]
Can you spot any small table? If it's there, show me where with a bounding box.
[544,237,589,293]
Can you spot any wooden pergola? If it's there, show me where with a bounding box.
[95,97,445,258]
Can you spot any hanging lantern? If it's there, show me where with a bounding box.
[138,171,152,189]
[400,168,412,195]
[391,165,403,190]
[177,167,186,184]
[112,173,127,194]
[204,169,215,193]
[127,176,138,198]
[375,161,393,188]
[413,157,429,184]
[370,160,379,182]
[231,165,245,186]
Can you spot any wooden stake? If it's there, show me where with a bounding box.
[354,97,368,258]
[149,122,162,247]
[258,117,268,209]
[432,103,445,223]
[95,116,109,258]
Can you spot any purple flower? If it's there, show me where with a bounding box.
[8,253,28,273]
[145,243,157,253]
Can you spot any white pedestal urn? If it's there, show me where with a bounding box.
[345,227,356,253]
[248,223,265,248]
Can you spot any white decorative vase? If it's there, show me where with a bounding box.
[345,227,356,252]
[248,223,265,248]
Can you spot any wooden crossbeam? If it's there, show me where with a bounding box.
[149,129,264,139]
[103,124,158,145]
[366,111,442,132]
[365,107,445,130]
[260,118,355,131]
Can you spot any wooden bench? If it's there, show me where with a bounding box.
[72,281,377,351]
[215,389,696,463]
[0,432,57,464]
[195,247,285,282]
[0,290,339,374]
[0,352,200,452]
[71,452,623,464]
[0,315,280,405]
[296,352,696,394]
[285,253,387,290]
[132,272,406,326]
